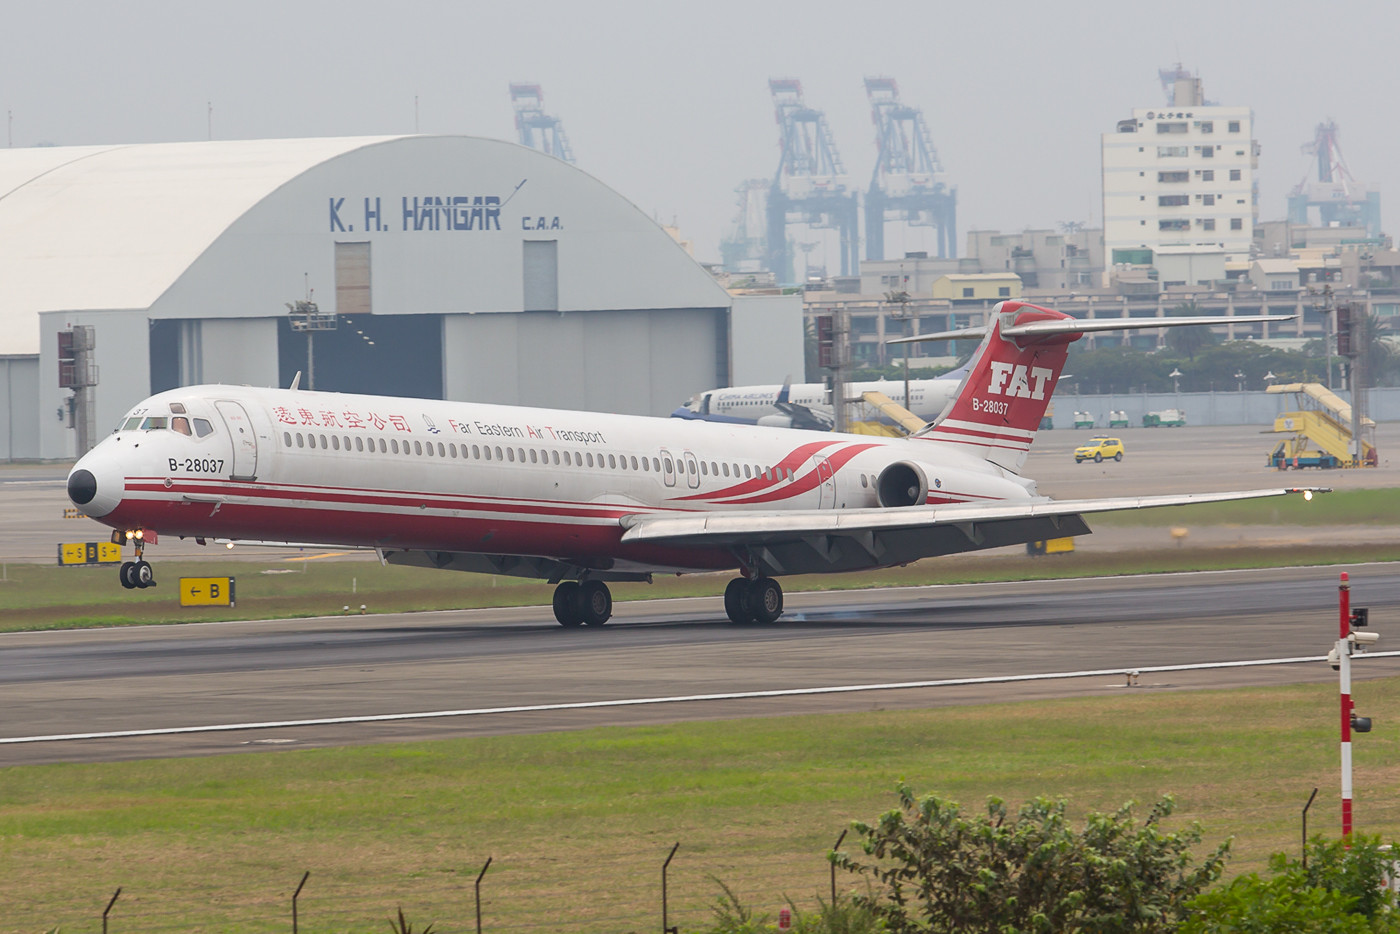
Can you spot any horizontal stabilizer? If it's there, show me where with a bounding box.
[889,314,1296,346]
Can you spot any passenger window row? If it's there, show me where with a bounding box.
[278,430,793,484]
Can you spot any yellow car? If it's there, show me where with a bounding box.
[1074,436,1125,464]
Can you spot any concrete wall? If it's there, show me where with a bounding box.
[38,309,151,460]
[441,308,724,417]
[0,356,40,461]
[1052,386,1400,429]
[729,294,805,386]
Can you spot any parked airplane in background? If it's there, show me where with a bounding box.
[672,366,969,430]
[67,301,1316,627]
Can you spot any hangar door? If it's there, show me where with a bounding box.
[442,307,725,417]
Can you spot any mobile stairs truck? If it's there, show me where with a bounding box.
[1265,382,1377,469]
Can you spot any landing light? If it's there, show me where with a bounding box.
[226,542,235,550]
[1304,490,1313,502]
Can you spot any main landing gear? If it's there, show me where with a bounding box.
[118,537,156,590]
[724,577,784,624]
[552,580,613,627]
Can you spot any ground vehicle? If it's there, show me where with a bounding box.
[1143,408,1186,428]
[1074,436,1125,463]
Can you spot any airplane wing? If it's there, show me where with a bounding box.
[618,487,1325,576]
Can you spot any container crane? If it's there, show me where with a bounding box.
[863,76,956,260]
[765,78,858,284]
[1287,121,1380,237]
[509,83,576,164]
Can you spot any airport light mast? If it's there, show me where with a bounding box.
[287,298,336,391]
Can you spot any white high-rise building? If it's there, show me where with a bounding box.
[1102,74,1258,284]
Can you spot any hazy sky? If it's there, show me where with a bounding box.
[5,0,1398,267]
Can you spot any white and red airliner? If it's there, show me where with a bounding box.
[66,301,1319,626]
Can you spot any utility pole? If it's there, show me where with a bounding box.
[885,286,913,412]
[814,308,850,433]
[1336,303,1363,465]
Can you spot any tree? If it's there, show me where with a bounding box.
[832,786,1229,934]
[1353,310,1399,388]
[1164,302,1220,362]
[1182,835,1400,933]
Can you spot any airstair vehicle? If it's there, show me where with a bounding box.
[1266,382,1377,469]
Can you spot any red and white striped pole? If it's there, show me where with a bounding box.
[1339,571,1353,841]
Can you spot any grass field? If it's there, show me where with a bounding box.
[3,677,1398,933]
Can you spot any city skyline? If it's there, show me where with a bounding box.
[4,0,1398,267]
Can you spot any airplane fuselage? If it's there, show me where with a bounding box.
[73,384,1036,578]
[675,377,961,427]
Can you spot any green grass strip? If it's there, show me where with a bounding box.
[2,678,1397,932]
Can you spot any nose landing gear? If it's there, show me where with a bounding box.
[724,577,784,624]
[117,532,156,590]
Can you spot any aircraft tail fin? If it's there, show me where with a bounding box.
[910,301,1296,473]
[918,302,1069,473]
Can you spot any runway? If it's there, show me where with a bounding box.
[4,564,1398,766]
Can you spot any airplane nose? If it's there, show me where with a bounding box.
[67,456,121,518]
[68,468,98,505]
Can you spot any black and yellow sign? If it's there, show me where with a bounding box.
[62,507,86,519]
[179,577,236,607]
[57,542,123,566]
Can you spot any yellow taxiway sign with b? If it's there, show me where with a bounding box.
[179,577,236,607]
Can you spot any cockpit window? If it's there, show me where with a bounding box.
[193,418,214,438]
[169,402,187,414]
[121,417,142,431]
[140,417,168,430]
[172,417,192,436]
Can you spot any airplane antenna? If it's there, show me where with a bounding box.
[289,371,302,391]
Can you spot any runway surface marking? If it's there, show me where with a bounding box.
[9,652,1398,746]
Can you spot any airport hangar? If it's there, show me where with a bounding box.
[0,135,802,461]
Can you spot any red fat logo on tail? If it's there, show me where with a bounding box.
[925,301,1075,472]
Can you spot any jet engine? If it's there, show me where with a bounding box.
[876,461,929,507]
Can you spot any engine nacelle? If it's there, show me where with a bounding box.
[876,461,929,508]
[756,414,795,429]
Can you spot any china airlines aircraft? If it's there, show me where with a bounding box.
[66,301,1317,627]
[671,367,968,430]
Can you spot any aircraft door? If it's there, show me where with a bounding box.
[682,451,700,489]
[810,453,836,508]
[215,400,259,481]
[660,449,676,487]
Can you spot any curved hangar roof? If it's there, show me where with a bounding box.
[0,135,726,355]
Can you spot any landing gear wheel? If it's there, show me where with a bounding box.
[553,581,583,627]
[133,560,155,589]
[119,561,137,589]
[577,580,612,626]
[1094,452,1103,463]
[724,578,752,624]
[1114,452,1123,462]
[748,578,784,623]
